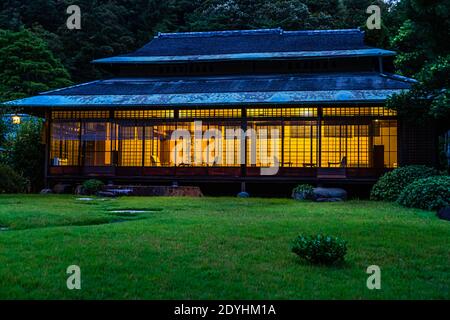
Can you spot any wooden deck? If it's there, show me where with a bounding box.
[47,166,389,184]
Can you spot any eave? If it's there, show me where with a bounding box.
[3,89,408,109]
[92,49,396,65]
[3,72,413,109]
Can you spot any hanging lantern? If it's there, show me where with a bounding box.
[12,115,21,125]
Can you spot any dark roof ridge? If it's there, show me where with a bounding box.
[38,80,102,95]
[155,28,363,39]
[380,72,418,84]
[100,71,383,83]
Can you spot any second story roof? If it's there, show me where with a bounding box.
[93,28,395,64]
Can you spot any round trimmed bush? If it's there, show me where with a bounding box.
[82,179,104,195]
[397,176,450,210]
[291,234,347,265]
[237,191,250,198]
[292,184,314,200]
[0,164,28,193]
[370,165,439,201]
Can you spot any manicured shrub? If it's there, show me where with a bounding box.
[237,191,250,198]
[0,164,28,193]
[291,234,347,265]
[292,184,314,200]
[397,176,450,210]
[82,179,104,195]
[8,120,45,192]
[370,165,439,201]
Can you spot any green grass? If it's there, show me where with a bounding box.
[0,194,449,299]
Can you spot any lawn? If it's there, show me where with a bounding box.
[0,194,448,299]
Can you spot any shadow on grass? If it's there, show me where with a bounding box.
[0,215,151,232]
[289,255,351,270]
[106,208,163,212]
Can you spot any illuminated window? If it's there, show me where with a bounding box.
[246,121,282,167]
[321,122,370,168]
[118,124,143,166]
[48,106,398,169]
[247,108,317,118]
[282,108,317,117]
[81,122,115,166]
[179,109,241,118]
[144,124,174,166]
[141,122,242,167]
[52,111,109,119]
[373,120,398,168]
[322,107,396,117]
[284,121,318,167]
[114,110,174,119]
[203,122,244,167]
[50,122,80,166]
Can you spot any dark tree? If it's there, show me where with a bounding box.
[387,0,450,122]
[7,119,46,191]
[0,28,71,101]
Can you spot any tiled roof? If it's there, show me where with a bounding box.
[44,73,412,95]
[93,28,395,64]
[5,72,412,107]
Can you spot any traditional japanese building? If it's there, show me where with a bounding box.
[4,28,436,187]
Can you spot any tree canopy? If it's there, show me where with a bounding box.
[0,28,71,149]
[0,28,71,102]
[0,0,393,82]
[387,0,450,124]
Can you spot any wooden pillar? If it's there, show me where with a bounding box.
[317,107,322,168]
[241,107,247,178]
[141,124,145,168]
[281,119,285,167]
[44,111,51,187]
[446,130,450,173]
[378,56,384,73]
[241,181,246,193]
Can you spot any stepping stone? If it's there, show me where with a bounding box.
[315,197,343,202]
[111,219,127,224]
[97,191,117,197]
[109,210,149,214]
[313,187,347,201]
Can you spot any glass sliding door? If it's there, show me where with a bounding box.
[118,122,143,166]
[283,121,318,167]
[50,121,80,166]
[48,107,399,172]
[197,121,242,167]
[373,120,398,168]
[247,121,282,167]
[81,122,113,166]
[143,122,242,167]
[320,121,370,168]
[143,124,177,166]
